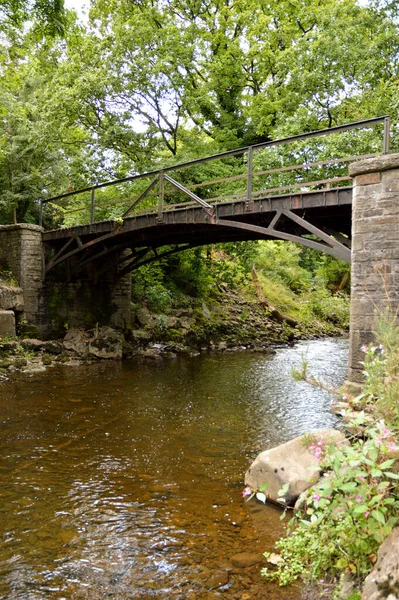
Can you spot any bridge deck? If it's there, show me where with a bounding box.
[44,186,352,243]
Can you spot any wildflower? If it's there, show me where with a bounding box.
[360,344,369,353]
[242,486,252,499]
[376,436,382,446]
[389,441,397,451]
[358,475,365,483]
[356,494,362,503]
[312,493,320,503]
[382,427,391,438]
[365,511,370,518]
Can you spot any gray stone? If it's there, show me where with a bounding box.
[0,310,15,336]
[0,285,24,311]
[63,329,91,354]
[131,329,153,342]
[245,429,348,505]
[362,527,399,599]
[136,306,155,328]
[88,327,124,359]
[42,341,63,355]
[349,153,399,177]
[21,338,44,351]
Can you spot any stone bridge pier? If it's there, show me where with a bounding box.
[349,154,399,382]
[0,224,131,338]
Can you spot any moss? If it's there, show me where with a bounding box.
[42,353,52,365]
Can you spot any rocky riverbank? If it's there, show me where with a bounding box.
[0,285,347,377]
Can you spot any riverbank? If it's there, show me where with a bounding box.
[258,315,399,600]
[0,282,348,377]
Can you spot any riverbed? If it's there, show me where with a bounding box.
[0,338,348,599]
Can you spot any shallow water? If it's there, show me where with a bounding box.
[0,338,348,599]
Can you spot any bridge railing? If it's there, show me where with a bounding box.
[39,115,390,228]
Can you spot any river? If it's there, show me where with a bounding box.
[0,337,348,599]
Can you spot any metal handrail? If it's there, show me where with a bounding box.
[39,115,390,226]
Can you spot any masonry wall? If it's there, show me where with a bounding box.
[349,154,399,382]
[40,249,132,337]
[0,224,43,325]
[0,225,132,338]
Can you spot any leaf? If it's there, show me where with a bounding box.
[379,459,395,470]
[371,509,386,525]
[353,504,369,515]
[385,472,399,480]
[256,492,267,504]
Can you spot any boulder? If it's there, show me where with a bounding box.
[88,327,124,359]
[0,310,15,337]
[42,341,63,355]
[21,339,44,351]
[63,329,91,355]
[362,527,399,600]
[136,306,155,328]
[245,429,347,506]
[0,285,24,311]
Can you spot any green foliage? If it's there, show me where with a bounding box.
[264,311,399,593]
[255,241,312,294]
[263,422,399,588]
[360,311,399,426]
[309,288,350,327]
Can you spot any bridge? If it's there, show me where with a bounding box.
[0,115,397,382]
[39,116,392,279]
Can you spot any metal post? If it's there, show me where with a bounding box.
[158,171,164,221]
[383,116,391,155]
[90,187,95,224]
[246,146,253,211]
[39,199,43,227]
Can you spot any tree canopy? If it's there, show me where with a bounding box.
[0,0,398,223]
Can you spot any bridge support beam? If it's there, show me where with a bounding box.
[349,154,399,382]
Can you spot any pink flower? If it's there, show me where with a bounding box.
[389,442,397,451]
[356,494,362,503]
[382,427,390,438]
[358,475,365,482]
[242,486,252,499]
[376,436,382,446]
[313,493,321,502]
[365,511,370,518]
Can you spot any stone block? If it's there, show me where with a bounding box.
[0,285,24,311]
[356,172,381,185]
[349,153,399,177]
[0,310,16,336]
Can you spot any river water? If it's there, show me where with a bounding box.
[0,338,348,600]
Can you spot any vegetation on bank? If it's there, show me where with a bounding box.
[263,311,399,599]
[129,239,350,337]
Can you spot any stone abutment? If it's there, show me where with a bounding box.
[349,154,399,382]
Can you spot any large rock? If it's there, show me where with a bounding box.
[0,310,15,336]
[88,327,124,359]
[136,306,155,328]
[245,429,347,506]
[63,329,91,355]
[0,285,24,311]
[362,527,399,600]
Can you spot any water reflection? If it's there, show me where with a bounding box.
[0,338,348,599]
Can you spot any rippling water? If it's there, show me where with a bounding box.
[0,338,348,599]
